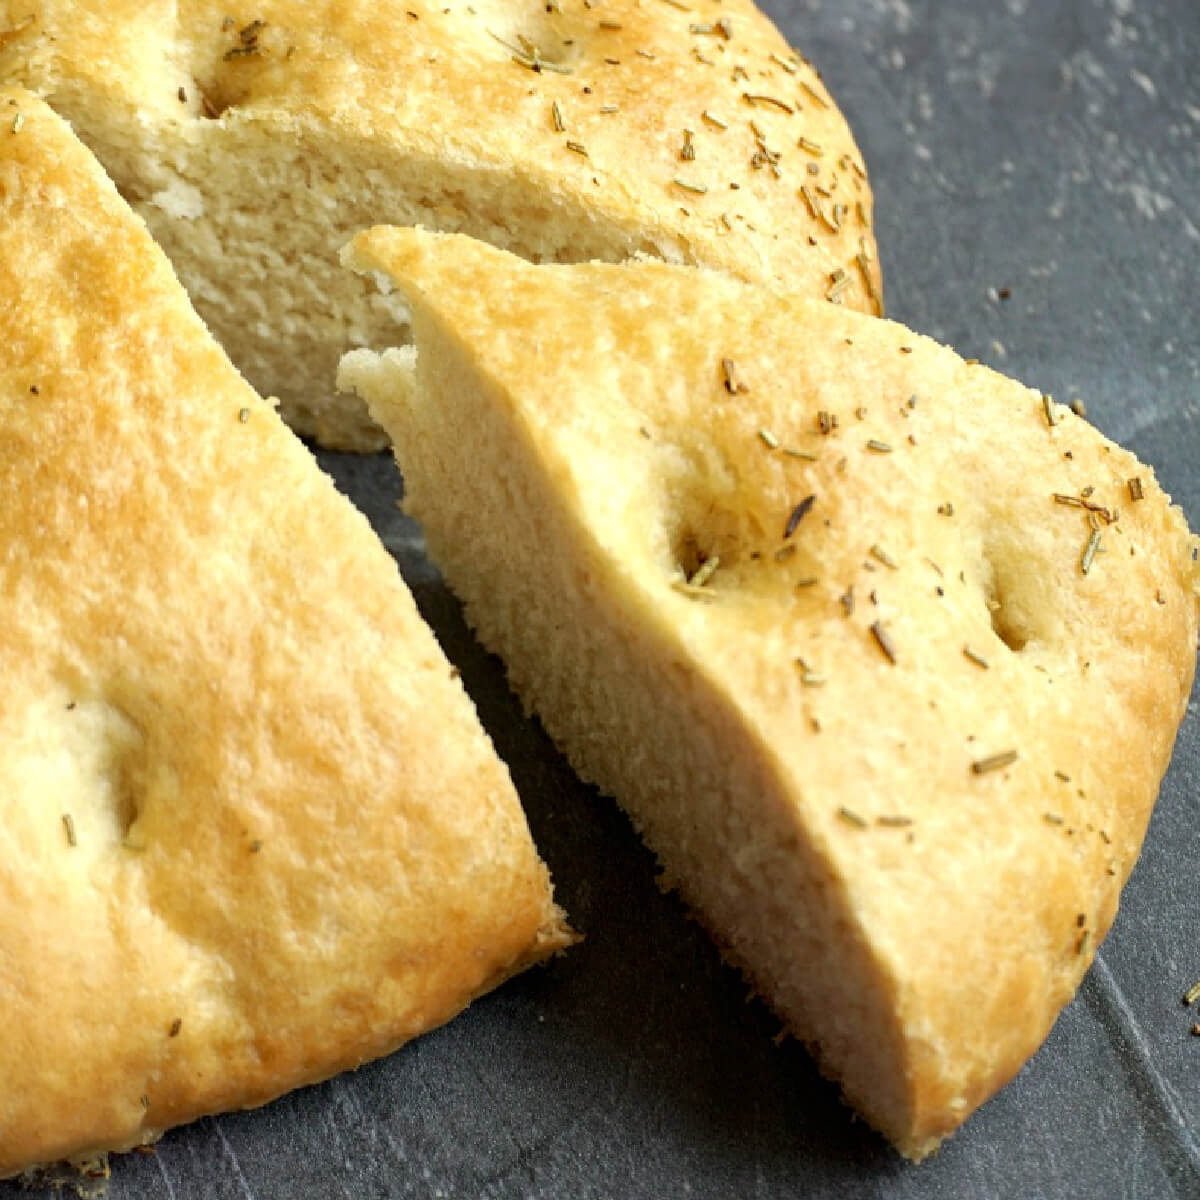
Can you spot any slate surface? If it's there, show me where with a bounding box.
[9,0,1198,1196]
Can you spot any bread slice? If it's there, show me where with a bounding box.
[0,93,572,1178]
[0,0,881,450]
[339,227,1200,1159]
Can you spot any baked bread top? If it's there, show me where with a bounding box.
[0,0,880,449]
[341,226,1200,1159]
[0,0,880,307]
[0,92,570,1177]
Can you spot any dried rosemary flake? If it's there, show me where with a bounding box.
[1042,393,1059,427]
[658,0,691,10]
[799,667,826,687]
[237,407,250,423]
[1053,492,1085,509]
[856,200,870,228]
[11,111,23,134]
[701,109,728,129]
[488,29,573,73]
[1128,476,1145,502]
[869,620,897,664]
[855,253,882,312]
[598,19,623,29]
[1181,980,1200,1006]
[866,438,892,453]
[758,427,780,449]
[743,92,794,114]
[799,184,822,221]
[771,53,798,74]
[168,1017,182,1038]
[599,104,619,114]
[679,129,696,161]
[672,177,708,194]
[721,357,748,394]
[869,544,899,570]
[795,576,819,588]
[689,20,731,38]
[784,494,816,538]
[62,813,77,847]
[1054,770,1071,782]
[839,587,854,616]
[837,806,869,829]
[774,544,797,563]
[782,447,818,461]
[551,99,565,132]
[687,556,720,588]
[963,646,990,669]
[817,410,838,435]
[566,140,589,156]
[826,270,852,302]
[1044,812,1064,825]
[971,749,1019,775]
[937,501,955,516]
[1080,529,1102,576]
[1076,929,1090,957]
[797,136,823,156]
[801,80,828,107]
[877,815,913,828]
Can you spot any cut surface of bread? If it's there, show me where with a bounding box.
[0,93,572,1178]
[340,227,1200,1160]
[0,0,880,450]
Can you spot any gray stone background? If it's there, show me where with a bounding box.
[10,0,1198,1196]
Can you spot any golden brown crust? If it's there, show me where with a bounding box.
[342,227,1200,1158]
[0,0,881,449]
[0,95,571,1177]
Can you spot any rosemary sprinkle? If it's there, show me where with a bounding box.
[963,646,990,669]
[869,621,897,664]
[688,556,720,588]
[1080,529,1102,576]
[1128,476,1144,502]
[743,92,794,114]
[62,813,77,847]
[1184,980,1200,1006]
[838,806,868,829]
[784,494,816,538]
[721,358,748,394]
[971,749,1019,775]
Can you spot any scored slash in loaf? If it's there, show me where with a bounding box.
[339,227,1200,1160]
[0,0,882,450]
[0,94,572,1178]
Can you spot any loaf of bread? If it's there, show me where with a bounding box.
[340,227,1200,1159]
[0,93,572,1178]
[0,0,881,449]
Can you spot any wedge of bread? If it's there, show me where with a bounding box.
[0,94,572,1178]
[340,227,1200,1160]
[0,0,881,450]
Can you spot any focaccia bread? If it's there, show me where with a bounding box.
[0,0,881,450]
[0,93,572,1178]
[339,227,1200,1159]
